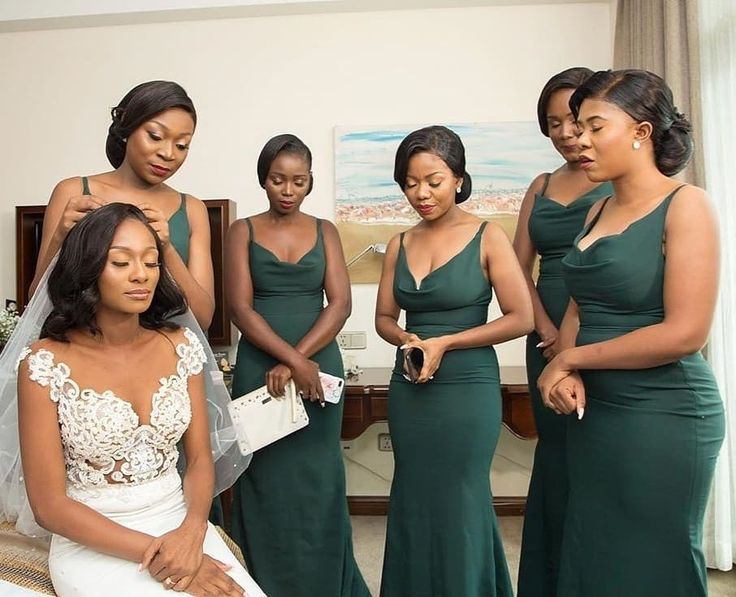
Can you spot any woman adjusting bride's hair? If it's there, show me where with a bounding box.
[15,203,264,596]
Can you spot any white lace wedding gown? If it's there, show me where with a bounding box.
[17,328,266,597]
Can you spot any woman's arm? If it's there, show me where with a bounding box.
[375,235,416,348]
[513,173,558,350]
[30,178,106,296]
[293,220,352,358]
[225,219,322,399]
[18,357,154,562]
[142,354,213,588]
[141,196,215,329]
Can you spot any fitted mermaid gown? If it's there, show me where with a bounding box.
[380,223,513,597]
[557,188,725,596]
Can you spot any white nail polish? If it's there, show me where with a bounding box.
[536,341,544,348]
[577,407,585,420]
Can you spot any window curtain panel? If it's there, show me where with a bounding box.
[613,0,704,186]
[699,0,736,571]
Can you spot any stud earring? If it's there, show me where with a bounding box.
[633,140,641,150]
[456,187,462,193]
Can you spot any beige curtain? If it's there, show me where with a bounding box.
[614,0,704,185]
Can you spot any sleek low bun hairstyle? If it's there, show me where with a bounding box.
[537,66,594,137]
[106,81,197,169]
[257,134,314,195]
[394,125,472,204]
[570,69,693,176]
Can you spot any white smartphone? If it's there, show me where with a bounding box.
[319,372,345,404]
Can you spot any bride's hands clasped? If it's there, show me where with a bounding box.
[141,522,206,591]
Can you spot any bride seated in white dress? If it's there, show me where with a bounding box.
[15,203,265,597]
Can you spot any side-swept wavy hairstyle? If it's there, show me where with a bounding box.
[41,203,187,341]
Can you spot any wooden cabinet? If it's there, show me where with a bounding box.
[15,200,236,346]
[342,366,537,440]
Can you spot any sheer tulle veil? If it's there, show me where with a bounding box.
[0,256,250,536]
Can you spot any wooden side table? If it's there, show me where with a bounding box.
[342,366,537,440]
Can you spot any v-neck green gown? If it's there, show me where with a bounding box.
[558,188,725,597]
[518,175,612,597]
[229,218,369,597]
[380,222,513,597]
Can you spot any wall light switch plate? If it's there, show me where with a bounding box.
[337,331,367,350]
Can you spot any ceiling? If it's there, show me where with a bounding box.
[0,0,614,32]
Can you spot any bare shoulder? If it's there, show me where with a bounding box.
[49,176,84,202]
[182,194,209,221]
[481,220,512,243]
[527,172,549,194]
[159,325,189,345]
[385,232,403,257]
[668,184,714,217]
[229,217,250,240]
[26,337,65,355]
[318,218,339,236]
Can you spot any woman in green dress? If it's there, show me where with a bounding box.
[31,80,214,330]
[539,69,725,597]
[513,67,612,597]
[375,125,534,596]
[226,134,369,597]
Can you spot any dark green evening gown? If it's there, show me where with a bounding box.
[518,175,612,597]
[558,188,725,596]
[229,217,369,597]
[380,222,513,597]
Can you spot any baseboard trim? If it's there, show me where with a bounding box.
[348,495,526,516]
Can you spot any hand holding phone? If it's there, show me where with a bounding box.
[319,372,345,404]
[402,347,425,384]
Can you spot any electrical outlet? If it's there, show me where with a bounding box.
[336,331,367,350]
[336,333,350,350]
[377,433,393,452]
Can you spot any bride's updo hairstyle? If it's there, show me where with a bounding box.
[394,125,473,204]
[570,69,693,176]
[41,203,187,341]
[106,80,197,169]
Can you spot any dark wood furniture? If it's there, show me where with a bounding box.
[343,366,537,440]
[15,200,236,346]
[343,366,536,516]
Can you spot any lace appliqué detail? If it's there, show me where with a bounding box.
[20,328,206,491]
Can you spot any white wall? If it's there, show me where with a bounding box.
[0,2,613,495]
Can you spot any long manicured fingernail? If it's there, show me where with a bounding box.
[536,341,544,348]
[577,407,585,420]
[399,344,407,349]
